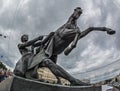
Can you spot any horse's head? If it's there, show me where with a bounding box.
[73,7,82,19]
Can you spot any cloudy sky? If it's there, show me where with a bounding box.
[0,0,120,82]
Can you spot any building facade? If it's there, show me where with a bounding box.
[37,67,70,85]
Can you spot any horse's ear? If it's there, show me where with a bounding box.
[74,7,81,11]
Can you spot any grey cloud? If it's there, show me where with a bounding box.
[0,0,120,82]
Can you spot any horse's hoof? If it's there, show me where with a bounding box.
[107,30,116,35]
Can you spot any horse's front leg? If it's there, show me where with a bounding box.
[92,27,116,35]
[79,27,116,39]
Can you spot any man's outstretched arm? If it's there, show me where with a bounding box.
[19,36,43,48]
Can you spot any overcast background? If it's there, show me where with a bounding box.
[0,0,120,82]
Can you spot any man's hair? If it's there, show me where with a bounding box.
[21,34,28,42]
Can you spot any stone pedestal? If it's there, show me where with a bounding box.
[0,76,101,91]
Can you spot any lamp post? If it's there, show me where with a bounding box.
[0,33,7,63]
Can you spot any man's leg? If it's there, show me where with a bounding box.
[39,58,89,86]
[25,65,39,79]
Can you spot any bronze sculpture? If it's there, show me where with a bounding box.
[14,7,115,86]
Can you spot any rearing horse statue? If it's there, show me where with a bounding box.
[14,7,115,86]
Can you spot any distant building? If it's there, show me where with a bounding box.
[106,89,113,91]
[82,79,90,83]
[37,67,70,85]
[107,86,120,91]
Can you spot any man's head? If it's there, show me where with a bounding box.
[73,7,82,19]
[21,34,28,43]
